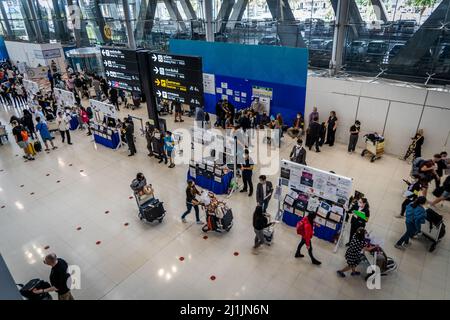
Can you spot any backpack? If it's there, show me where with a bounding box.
[205,112,210,122]
[130,179,142,192]
[20,129,29,141]
[296,219,305,236]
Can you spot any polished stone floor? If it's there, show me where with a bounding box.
[1,101,449,300]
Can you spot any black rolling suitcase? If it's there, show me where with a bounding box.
[34,140,42,152]
[140,199,165,223]
[19,278,52,300]
[221,208,233,231]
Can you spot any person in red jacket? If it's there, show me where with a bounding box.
[295,212,321,265]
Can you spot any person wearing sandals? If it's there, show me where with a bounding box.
[35,117,57,151]
[337,227,375,278]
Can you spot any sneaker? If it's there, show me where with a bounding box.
[52,146,57,150]
[29,157,35,161]
[169,164,175,168]
[336,271,346,278]
[294,253,304,258]
[403,242,411,248]
[158,159,163,163]
[351,271,361,276]
[44,149,50,152]
[181,218,187,223]
[196,221,203,225]
[68,142,73,145]
[394,244,405,250]
[180,119,185,122]
[240,189,248,193]
[175,120,179,123]
[312,260,322,266]
[395,215,404,219]
[248,193,253,197]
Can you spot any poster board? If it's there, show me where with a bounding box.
[280,160,352,206]
[22,79,40,96]
[54,88,76,108]
[89,99,117,119]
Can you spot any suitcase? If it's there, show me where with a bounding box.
[47,120,59,132]
[221,209,233,231]
[139,199,165,223]
[34,140,42,152]
[27,142,36,156]
[19,278,52,300]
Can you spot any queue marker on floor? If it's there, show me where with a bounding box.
[76,227,82,231]
[124,222,129,227]
[44,246,50,250]
[96,241,101,245]
[179,257,185,262]
[1,205,5,209]
[104,210,110,214]
[210,275,216,281]
[203,236,208,240]
[233,252,239,256]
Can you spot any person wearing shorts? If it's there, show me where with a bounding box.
[164,131,175,168]
[12,120,34,160]
[36,117,57,151]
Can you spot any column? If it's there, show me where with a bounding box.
[204,0,214,41]
[122,0,136,49]
[331,0,349,74]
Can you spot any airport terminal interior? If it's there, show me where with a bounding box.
[0,0,450,301]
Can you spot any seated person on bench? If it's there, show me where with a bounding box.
[131,173,154,200]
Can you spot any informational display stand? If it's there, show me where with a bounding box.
[186,126,236,195]
[54,88,76,110]
[89,99,121,150]
[278,160,353,252]
[23,79,39,97]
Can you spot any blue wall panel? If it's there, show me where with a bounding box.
[169,40,308,125]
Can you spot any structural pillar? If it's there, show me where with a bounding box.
[0,0,13,37]
[26,0,43,42]
[122,0,136,49]
[204,0,214,42]
[331,0,349,74]
[163,0,187,32]
[216,0,234,34]
[227,0,248,30]
[179,0,197,20]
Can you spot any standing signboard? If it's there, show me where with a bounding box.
[100,47,141,93]
[149,52,204,108]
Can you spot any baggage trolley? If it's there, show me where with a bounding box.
[361,247,397,281]
[422,208,446,252]
[361,135,385,162]
[134,193,166,224]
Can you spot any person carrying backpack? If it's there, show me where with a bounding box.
[11,120,35,160]
[294,212,321,265]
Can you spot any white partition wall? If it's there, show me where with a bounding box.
[305,76,450,157]
[383,102,423,155]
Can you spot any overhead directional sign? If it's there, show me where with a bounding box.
[101,47,141,92]
[150,52,204,107]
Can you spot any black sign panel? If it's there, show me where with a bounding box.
[150,52,204,106]
[101,47,141,92]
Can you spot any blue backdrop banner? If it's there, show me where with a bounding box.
[169,40,308,125]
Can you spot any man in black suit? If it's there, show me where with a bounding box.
[290,138,307,165]
[308,116,321,153]
[256,175,273,213]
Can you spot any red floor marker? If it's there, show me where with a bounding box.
[179,257,185,261]
[203,236,208,240]
[124,222,129,226]
[233,252,239,256]
[44,246,50,250]
[76,227,82,231]
[96,241,101,245]
[104,210,109,214]
[210,275,216,281]
[129,196,133,200]
[46,174,50,176]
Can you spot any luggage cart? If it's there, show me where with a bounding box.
[134,193,166,224]
[361,247,397,281]
[361,134,385,162]
[422,208,446,252]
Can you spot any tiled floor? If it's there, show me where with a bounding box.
[1,101,449,300]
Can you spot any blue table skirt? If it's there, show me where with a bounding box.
[70,117,79,130]
[282,210,341,243]
[187,171,233,195]
[93,132,120,149]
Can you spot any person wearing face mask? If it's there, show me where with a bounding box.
[287,113,304,138]
[290,138,307,165]
[348,120,361,154]
[57,111,72,145]
[346,197,370,246]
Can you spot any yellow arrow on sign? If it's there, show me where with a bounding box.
[155,79,160,86]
